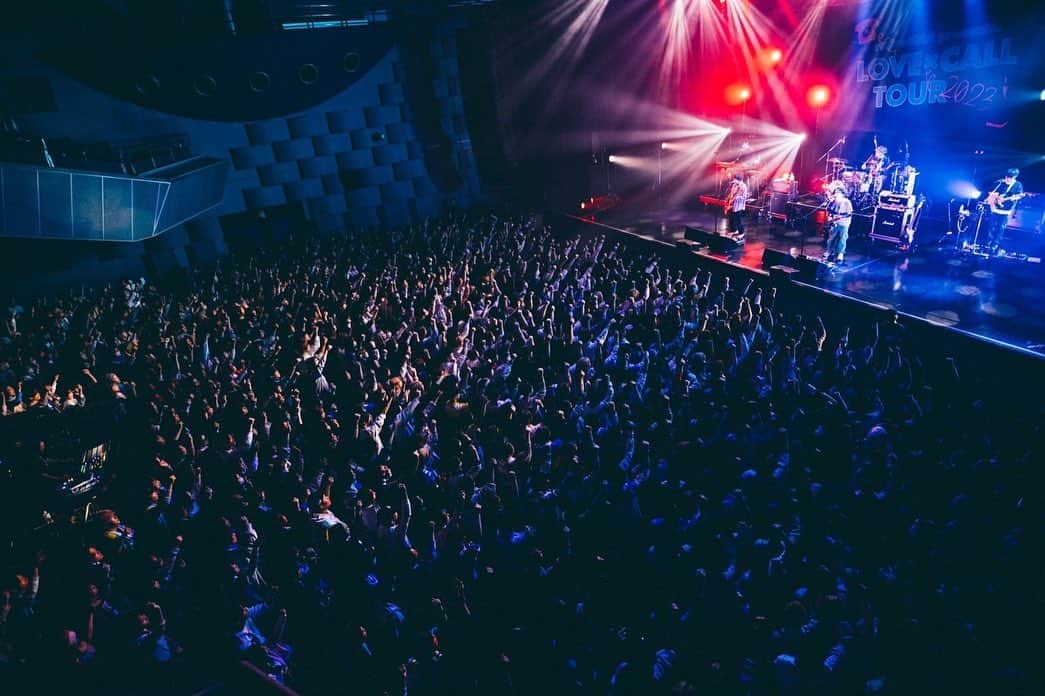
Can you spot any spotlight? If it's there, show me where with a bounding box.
[608,155,617,163]
[1040,89,1045,101]
[807,85,831,108]
[661,142,669,150]
[758,47,784,69]
[725,83,753,105]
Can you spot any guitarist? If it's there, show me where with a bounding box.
[823,188,854,265]
[725,172,749,240]
[984,168,1023,255]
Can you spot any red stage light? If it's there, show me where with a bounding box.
[725,83,753,105]
[758,47,784,69]
[807,84,831,108]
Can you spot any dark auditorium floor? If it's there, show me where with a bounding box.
[594,204,1045,357]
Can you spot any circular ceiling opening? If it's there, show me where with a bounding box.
[298,63,319,85]
[193,74,217,97]
[248,71,271,93]
[343,52,361,73]
[136,74,161,97]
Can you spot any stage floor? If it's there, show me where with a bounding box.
[592,204,1045,357]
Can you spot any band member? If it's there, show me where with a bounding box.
[725,172,748,238]
[823,188,853,264]
[861,145,890,173]
[862,145,889,193]
[984,168,1023,254]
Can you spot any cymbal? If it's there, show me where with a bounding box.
[745,169,761,174]
[716,160,738,168]
[827,157,848,164]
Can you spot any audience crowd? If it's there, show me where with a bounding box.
[0,213,1041,694]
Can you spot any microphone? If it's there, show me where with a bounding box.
[841,136,846,144]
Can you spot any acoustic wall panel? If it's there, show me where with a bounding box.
[246,120,291,145]
[274,138,316,162]
[327,109,367,133]
[230,144,276,170]
[321,174,343,195]
[284,178,324,202]
[257,161,301,186]
[243,185,287,208]
[335,149,375,170]
[346,186,381,208]
[288,112,329,139]
[373,144,408,166]
[298,155,338,179]
[313,133,353,155]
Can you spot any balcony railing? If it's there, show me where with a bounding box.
[0,156,228,242]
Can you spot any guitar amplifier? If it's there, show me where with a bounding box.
[878,191,916,209]
[870,206,914,244]
[1006,205,1044,232]
[767,191,792,220]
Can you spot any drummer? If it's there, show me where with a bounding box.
[861,143,886,192]
[862,145,890,173]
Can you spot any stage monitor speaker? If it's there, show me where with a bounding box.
[762,247,795,269]
[684,225,712,243]
[794,255,829,282]
[1006,206,1044,232]
[685,226,741,253]
[997,227,1045,258]
[769,265,801,284]
[708,235,741,253]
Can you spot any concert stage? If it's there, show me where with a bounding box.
[574,202,1045,358]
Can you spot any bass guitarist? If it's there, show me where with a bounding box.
[984,168,1024,255]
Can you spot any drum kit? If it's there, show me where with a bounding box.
[716,159,763,196]
[815,156,919,210]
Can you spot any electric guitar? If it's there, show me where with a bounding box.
[724,182,747,214]
[986,191,1036,215]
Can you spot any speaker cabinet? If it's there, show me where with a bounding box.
[794,255,829,281]
[1006,205,1044,232]
[684,225,711,243]
[762,247,796,269]
[870,206,914,244]
[684,226,742,253]
[768,191,791,220]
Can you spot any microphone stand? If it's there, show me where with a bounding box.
[796,200,830,259]
[817,138,845,179]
